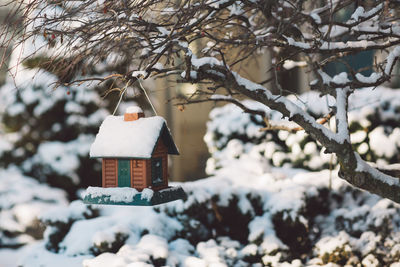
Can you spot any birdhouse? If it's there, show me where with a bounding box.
[83,106,186,206]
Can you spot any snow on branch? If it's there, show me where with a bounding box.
[176,40,400,202]
[335,88,350,143]
[177,41,347,150]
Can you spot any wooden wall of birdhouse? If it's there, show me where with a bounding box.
[100,133,170,191]
[147,139,168,191]
[102,158,117,187]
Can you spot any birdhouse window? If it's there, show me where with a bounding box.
[151,157,163,186]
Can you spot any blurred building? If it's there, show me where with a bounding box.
[153,52,273,181]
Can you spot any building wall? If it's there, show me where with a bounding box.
[102,159,117,187]
[149,140,168,190]
[152,51,272,182]
[131,159,146,189]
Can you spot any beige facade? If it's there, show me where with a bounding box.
[151,52,272,182]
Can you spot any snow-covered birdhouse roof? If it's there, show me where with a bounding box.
[89,108,179,158]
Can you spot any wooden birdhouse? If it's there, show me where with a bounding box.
[83,106,186,206]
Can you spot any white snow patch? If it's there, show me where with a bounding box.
[332,72,350,85]
[132,71,148,78]
[369,127,397,158]
[316,231,351,255]
[355,153,399,186]
[310,12,321,24]
[90,115,167,158]
[126,106,143,114]
[140,188,154,201]
[282,60,307,70]
[356,72,382,84]
[84,187,139,203]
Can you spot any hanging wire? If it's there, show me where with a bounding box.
[112,78,158,116]
[112,81,130,115]
[137,78,158,116]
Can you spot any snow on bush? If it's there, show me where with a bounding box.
[0,43,111,195]
[9,86,400,266]
[205,86,400,173]
[17,164,400,267]
[0,167,68,248]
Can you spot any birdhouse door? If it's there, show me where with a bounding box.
[118,159,131,187]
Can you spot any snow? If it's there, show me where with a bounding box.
[32,142,79,177]
[0,243,39,267]
[348,4,383,23]
[152,62,164,70]
[0,167,67,234]
[20,243,92,267]
[207,85,400,175]
[60,216,130,256]
[41,200,95,224]
[3,2,400,266]
[44,203,183,259]
[319,25,348,38]
[126,106,143,114]
[286,37,311,49]
[316,231,351,255]
[180,70,198,79]
[24,134,94,184]
[310,12,321,24]
[325,40,373,50]
[6,116,400,266]
[318,69,332,84]
[84,187,139,203]
[357,142,369,154]
[135,234,169,259]
[191,54,222,68]
[385,46,400,75]
[335,88,350,143]
[132,71,148,78]
[350,130,367,144]
[140,188,154,201]
[355,72,382,84]
[355,153,399,186]
[350,6,365,21]
[331,72,350,85]
[1,69,67,117]
[0,40,110,185]
[82,253,128,267]
[231,70,343,144]
[90,115,167,158]
[248,214,286,253]
[282,60,307,70]
[82,235,170,267]
[210,94,233,100]
[304,142,317,155]
[369,127,398,158]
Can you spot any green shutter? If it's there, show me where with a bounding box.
[118,159,131,187]
[151,158,163,186]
